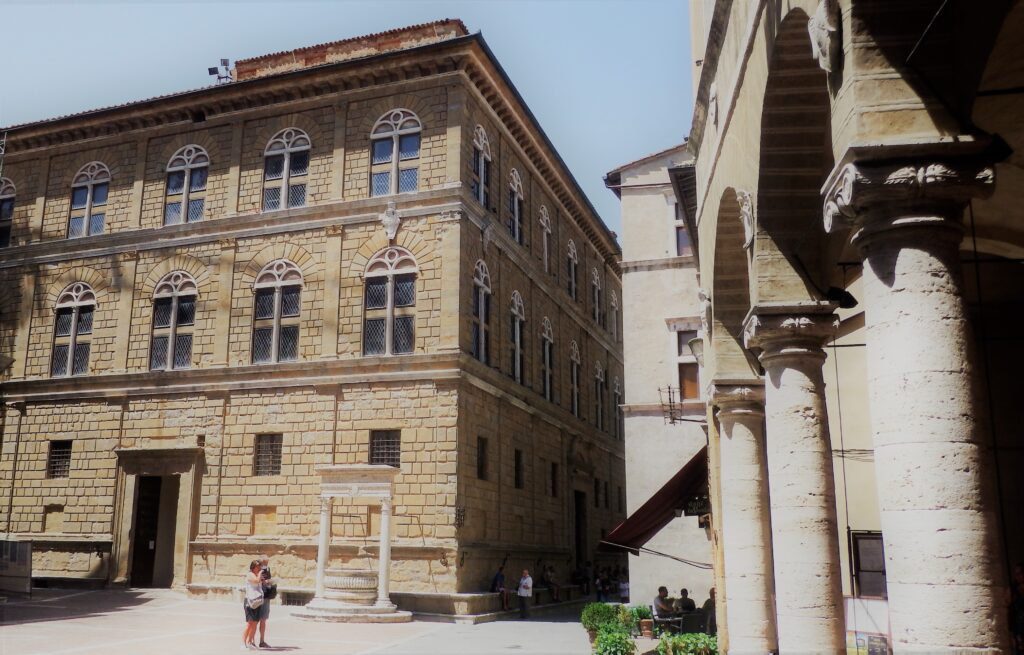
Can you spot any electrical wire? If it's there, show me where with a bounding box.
[598,541,713,570]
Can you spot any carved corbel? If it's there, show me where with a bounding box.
[380,200,400,242]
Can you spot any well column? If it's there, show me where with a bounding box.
[824,155,1007,651]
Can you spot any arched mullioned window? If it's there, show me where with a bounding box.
[508,168,525,244]
[471,260,491,364]
[594,361,606,431]
[363,246,418,356]
[613,376,624,440]
[150,272,197,371]
[470,125,491,208]
[69,162,110,238]
[165,145,209,225]
[252,259,303,364]
[509,290,526,384]
[610,290,619,341]
[569,340,581,418]
[591,268,603,325]
[0,177,15,248]
[539,206,551,274]
[370,109,422,197]
[51,282,95,377]
[263,128,310,211]
[541,317,554,402]
[567,240,579,300]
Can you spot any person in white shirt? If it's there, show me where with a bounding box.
[618,577,630,603]
[517,569,533,619]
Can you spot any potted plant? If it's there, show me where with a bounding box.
[581,602,619,644]
[656,632,718,655]
[630,605,654,638]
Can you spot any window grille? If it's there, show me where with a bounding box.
[507,169,525,244]
[369,109,422,196]
[369,430,401,468]
[469,125,492,208]
[539,206,551,274]
[51,283,95,378]
[150,271,197,371]
[363,247,418,356]
[68,162,109,238]
[165,145,209,225]
[251,260,303,364]
[254,434,283,476]
[510,291,525,384]
[852,532,887,598]
[263,129,310,210]
[47,440,72,479]
[472,260,491,364]
[567,240,579,300]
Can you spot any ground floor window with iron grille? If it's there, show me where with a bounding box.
[254,434,283,476]
[369,430,401,468]
[46,440,72,479]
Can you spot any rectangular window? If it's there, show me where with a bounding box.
[363,318,386,355]
[514,449,524,489]
[264,155,285,180]
[398,134,420,160]
[677,330,697,357]
[281,287,301,318]
[46,440,72,479]
[252,327,274,363]
[371,139,392,165]
[278,325,299,362]
[1,197,16,221]
[254,289,275,320]
[262,186,282,211]
[153,298,173,329]
[398,168,418,194]
[51,344,70,377]
[253,434,283,476]
[173,334,193,369]
[150,335,169,371]
[550,463,559,498]
[679,362,700,401]
[476,436,489,481]
[371,172,391,197]
[852,532,887,598]
[71,343,90,375]
[369,430,401,468]
[287,184,307,208]
[289,151,310,177]
[394,274,416,307]
[675,225,692,257]
[364,277,388,310]
[164,201,183,226]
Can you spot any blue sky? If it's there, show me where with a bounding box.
[0,0,692,237]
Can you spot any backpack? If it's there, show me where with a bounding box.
[261,568,277,600]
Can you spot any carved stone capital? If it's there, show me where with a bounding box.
[709,381,765,418]
[743,303,837,365]
[823,159,995,235]
[808,0,841,74]
[324,224,344,237]
[736,190,755,250]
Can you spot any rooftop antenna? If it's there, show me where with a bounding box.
[208,58,232,85]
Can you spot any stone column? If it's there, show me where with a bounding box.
[744,305,845,652]
[314,496,333,599]
[824,156,1007,651]
[375,497,395,609]
[711,383,777,653]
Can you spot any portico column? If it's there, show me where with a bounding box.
[744,306,845,652]
[711,383,777,653]
[824,157,1007,651]
[375,497,395,609]
[314,495,333,599]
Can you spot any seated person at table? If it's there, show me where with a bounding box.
[673,588,696,613]
[654,586,676,617]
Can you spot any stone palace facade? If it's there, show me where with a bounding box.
[0,20,625,612]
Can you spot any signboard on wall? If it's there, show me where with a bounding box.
[683,495,710,516]
[0,539,32,595]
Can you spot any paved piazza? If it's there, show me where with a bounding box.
[0,590,592,655]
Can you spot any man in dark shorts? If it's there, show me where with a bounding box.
[258,556,276,649]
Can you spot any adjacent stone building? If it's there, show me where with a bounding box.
[0,20,625,614]
[602,145,713,607]
[686,1,1024,652]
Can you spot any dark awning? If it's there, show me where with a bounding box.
[599,446,708,554]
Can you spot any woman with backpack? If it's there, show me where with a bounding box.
[242,560,264,650]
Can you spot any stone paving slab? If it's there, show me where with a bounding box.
[0,589,591,655]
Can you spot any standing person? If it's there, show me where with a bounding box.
[517,568,533,619]
[490,565,510,611]
[702,587,717,635]
[242,560,263,650]
[257,555,277,649]
[618,575,630,603]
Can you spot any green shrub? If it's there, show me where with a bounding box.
[581,602,619,632]
[655,632,718,655]
[594,624,637,655]
[630,605,653,621]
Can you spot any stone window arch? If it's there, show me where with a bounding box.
[541,316,555,402]
[471,260,491,363]
[69,162,110,238]
[539,205,552,274]
[609,290,619,341]
[0,177,14,248]
[165,145,209,225]
[570,340,581,418]
[510,290,526,384]
[567,239,579,300]
[150,271,198,371]
[363,246,418,356]
[252,259,304,363]
[52,282,96,377]
[370,109,422,197]
[470,125,491,208]
[263,128,310,211]
[591,267,603,325]
[508,168,525,244]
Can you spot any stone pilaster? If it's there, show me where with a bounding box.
[376,497,395,609]
[314,495,333,599]
[709,382,777,654]
[824,154,1006,651]
[744,304,845,652]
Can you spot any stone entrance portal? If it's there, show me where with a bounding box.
[294,464,412,623]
